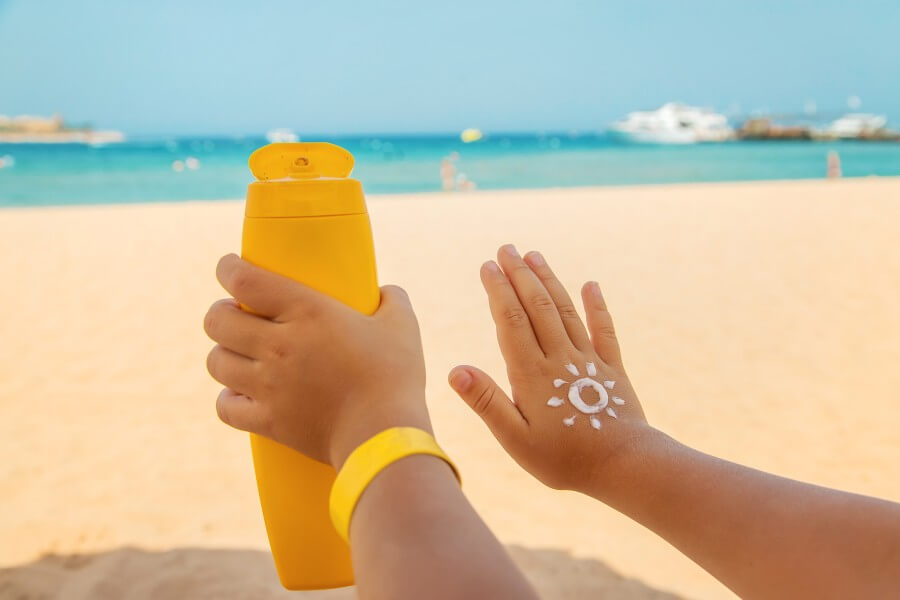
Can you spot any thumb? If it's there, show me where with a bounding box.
[377,284,415,315]
[448,365,527,447]
[376,285,421,335]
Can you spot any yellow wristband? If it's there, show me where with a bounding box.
[329,427,460,542]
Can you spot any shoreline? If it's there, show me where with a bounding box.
[3,175,900,212]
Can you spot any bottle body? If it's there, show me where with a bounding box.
[241,211,379,589]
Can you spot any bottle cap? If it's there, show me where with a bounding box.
[246,143,366,218]
[250,142,354,180]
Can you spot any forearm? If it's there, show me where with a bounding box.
[349,454,538,600]
[588,427,900,599]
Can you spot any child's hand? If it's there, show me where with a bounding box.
[449,245,652,493]
[204,254,431,468]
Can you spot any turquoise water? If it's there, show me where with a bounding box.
[1,134,899,207]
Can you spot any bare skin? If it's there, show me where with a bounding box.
[205,254,537,600]
[448,244,900,600]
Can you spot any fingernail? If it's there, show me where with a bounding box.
[483,260,501,273]
[502,244,520,258]
[589,281,603,301]
[449,368,473,392]
[525,251,545,267]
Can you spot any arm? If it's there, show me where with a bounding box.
[596,430,900,599]
[448,244,900,600]
[204,254,536,600]
[349,454,533,599]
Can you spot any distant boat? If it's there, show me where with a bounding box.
[609,103,733,144]
[824,113,887,139]
[266,129,299,143]
[460,128,483,143]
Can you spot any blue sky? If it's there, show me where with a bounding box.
[1,0,897,135]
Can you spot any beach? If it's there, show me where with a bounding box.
[2,177,899,599]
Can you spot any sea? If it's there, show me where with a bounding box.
[1,133,899,208]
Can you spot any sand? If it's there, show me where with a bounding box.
[1,178,899,599]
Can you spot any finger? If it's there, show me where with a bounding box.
[216,254,332,321]
[206,344,259,397]
[448,366,528,449]
[480,260,543,365]
[204,298,279,359]
[523,251,592,352]
[582,281,623,368]
[496,244,569,355]
[216,388,269,434]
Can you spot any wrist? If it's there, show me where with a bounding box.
[328,389,432,470]
[576,424,671,499]
[329,427,460,541]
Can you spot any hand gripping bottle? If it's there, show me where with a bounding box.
[241,142,379,589]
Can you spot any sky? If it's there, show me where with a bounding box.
[1,0,898,136]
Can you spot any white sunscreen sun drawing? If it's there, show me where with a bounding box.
[547,362,625,430]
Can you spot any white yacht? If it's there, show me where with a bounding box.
[266,128,299,143]
[824,113,887,138]
[609,103,733,144]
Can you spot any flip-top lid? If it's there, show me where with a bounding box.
[245,143,366,218]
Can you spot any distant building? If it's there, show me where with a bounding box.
[737,113,898,142]
[0,113,123,144]
[738,118,812,140]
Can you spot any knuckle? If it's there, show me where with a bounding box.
[203,301,229,335]
[502,306,529,327]
[203,310,217,336]
[471,384,497,416]
[267,339,291,361]
[215,398,231,425]
[529,293,556,312]
[492,273,513,288]
[597,323,617,338]
[557,303,580,321]
[534,267,554,281]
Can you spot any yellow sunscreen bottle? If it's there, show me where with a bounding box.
[242,142,379,589]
